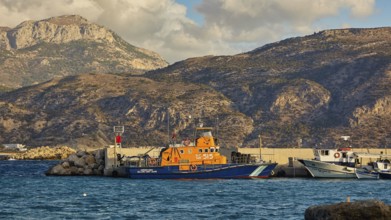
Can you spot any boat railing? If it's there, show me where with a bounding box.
[175,160,227,171]
[195,163,226,171]
[231,151,255,164]
[146,157,160,167]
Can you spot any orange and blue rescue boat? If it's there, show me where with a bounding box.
[122,127,277,179]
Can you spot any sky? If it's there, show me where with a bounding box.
[0,0,390,63]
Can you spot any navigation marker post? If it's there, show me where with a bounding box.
[113,126,124,167]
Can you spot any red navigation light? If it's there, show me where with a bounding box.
[115,135,122,144]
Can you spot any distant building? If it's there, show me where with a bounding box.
[2,144,27,151]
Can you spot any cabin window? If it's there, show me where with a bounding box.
[188,149,192,154]
[205,149,209,153]
[321,150,329,156]
[215,148,219,152]
[198,149,203,153]
[342,152,347,158]
[210,148,215,153]
[180,150,184,154]
[200,131,212,137]
[385,164,388,169]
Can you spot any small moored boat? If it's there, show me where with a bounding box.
[355,157,390,179]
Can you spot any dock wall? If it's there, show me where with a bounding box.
[238,148,391,164]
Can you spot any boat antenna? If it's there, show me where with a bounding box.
[341,136,351,148]
[167,107,170,145]
[215,116,219,139]
[200,109,205,127]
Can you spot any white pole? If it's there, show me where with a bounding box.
[167,108,170,145]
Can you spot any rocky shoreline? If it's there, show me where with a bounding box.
[46,149,105,176]
[10,146,76,160]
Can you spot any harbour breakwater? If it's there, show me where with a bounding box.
[46,149,105,176]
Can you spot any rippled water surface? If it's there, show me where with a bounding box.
[1,160,390,219]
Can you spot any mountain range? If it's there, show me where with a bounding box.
[0,15,390,149]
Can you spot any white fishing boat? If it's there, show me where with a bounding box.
[298,158,356,178]
[299,149,391,179]
[298,148,357,178]
[355,158,390,179]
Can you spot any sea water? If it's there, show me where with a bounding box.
[1,160,390,219]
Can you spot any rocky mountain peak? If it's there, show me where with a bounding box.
[0,15,168,88]
[45,15,89,25]
[5,15,115,50]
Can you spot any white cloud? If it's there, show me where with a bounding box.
[0,0,377,63]
[195,0,376,55]
[0,0,102,27]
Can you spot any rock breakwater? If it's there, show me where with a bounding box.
[46,149,105,176]
[11,146,75,160]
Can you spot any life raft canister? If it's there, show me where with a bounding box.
[334,152,341,158]
[149,158,157,166]
[190,164,197,171]
[183,138,191,146]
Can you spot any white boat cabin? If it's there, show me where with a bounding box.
[313,148,356,164]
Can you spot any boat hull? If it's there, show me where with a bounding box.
[126,163,277,179]
[298,159,356,178]
[355,169,379,179]
[379,172,391,179]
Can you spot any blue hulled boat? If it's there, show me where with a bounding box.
[123,127,277,179]
[128,163,276,179]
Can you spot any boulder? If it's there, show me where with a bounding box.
[92,163,99,169]
[305,200,391,220]
[70,166,79,175]
[83,168,93,175]
[67,154,79,163]
[76,151,87,157]
[97,159,104,165]
[98,164,105,172]
[62,161,70,169]
[47,164,68,175]
[84,155,96,165]
[93,169,102,175]
[74,157,86,168]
